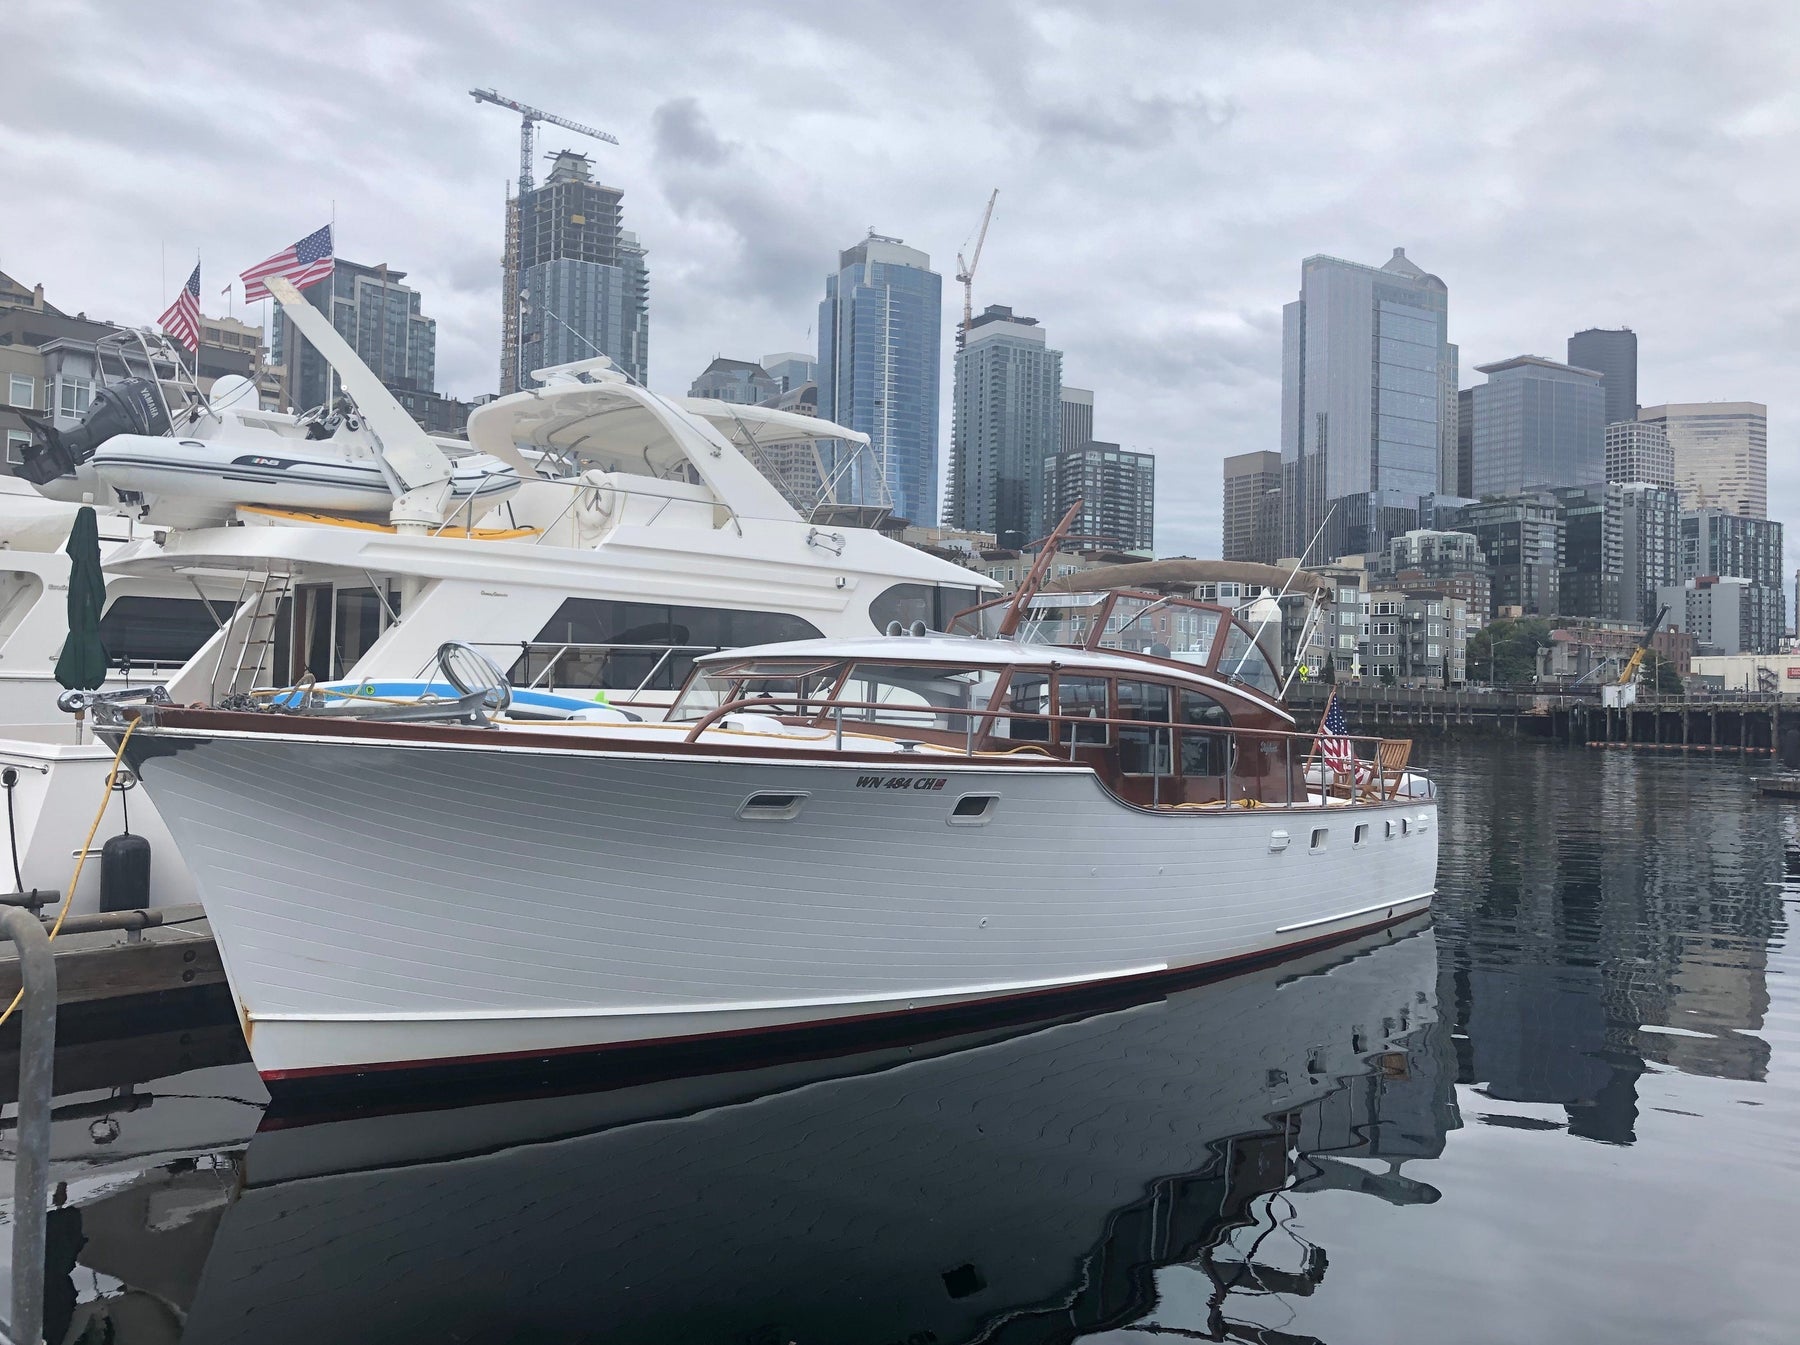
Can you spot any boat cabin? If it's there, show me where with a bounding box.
[668,592,1357,808]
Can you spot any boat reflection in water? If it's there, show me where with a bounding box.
[87,921,1456,1344]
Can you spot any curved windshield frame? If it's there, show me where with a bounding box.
[668,660,844,721]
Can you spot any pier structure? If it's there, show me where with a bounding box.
[1290,684,1789,756]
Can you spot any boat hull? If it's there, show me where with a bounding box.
[124,728,1438,1083]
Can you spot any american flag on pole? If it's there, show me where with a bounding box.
[1317,687,1358,775]
[240,224,334,302]
[157,262,201,353]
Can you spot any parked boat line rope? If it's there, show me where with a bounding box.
[0,718,139,1030]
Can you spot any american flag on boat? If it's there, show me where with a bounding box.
[1317,688,1358,774]
[240,224,334,302]
[156,262,200,353]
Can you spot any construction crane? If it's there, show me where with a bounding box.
[469,87,618,194]
[954,189,999,347]
[1618,604,1671,685]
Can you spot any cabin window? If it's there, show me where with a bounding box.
[869,583,990,635]
[1056,675,1110,745]
[1117,680,1173,775]
[522,599,822,691]
[837,663,1001,734]
[96,596,222,669]
[1179,689,1230,777]
[1216,622,1280,696]
[995,672,1051,741]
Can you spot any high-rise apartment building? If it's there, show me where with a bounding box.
[272,258,436,415]
[504,151,649,392]
[1567,327,1638,427]
[1604,420,1674,487]
[1552,485,1623,621]
[1615,483,1680,627]
[1279,248,1458,561]
[1638,402,1768,518]
[1679,509,1784,588]
[818,233,942,523]
[1060,387,1094,454]
[1222,450,1283,565]
[1043,440,1154,553]
[1469,356,1604,496]
[1441,495,1563,616]
[947,304,1061,547]
[1658,576,1782,655]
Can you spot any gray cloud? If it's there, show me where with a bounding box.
[2,0,1797,565]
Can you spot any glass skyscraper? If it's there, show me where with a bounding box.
[817,234,942,523]
[1469,356,1605,496]
[1279,248,1458,561]
[272,258,436,414]
[1566,327,1637,427]
[947,304,1063,548]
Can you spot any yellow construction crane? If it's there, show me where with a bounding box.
[1619,603,1670,685]
[955,189,999,347]
[469,87,618,194]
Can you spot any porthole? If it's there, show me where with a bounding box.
[737,792,808,821]
[1310,827,1329,852]
[949,793,998,826]
[1354,823,1370,846]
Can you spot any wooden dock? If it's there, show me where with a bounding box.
[1754,776,1800,798]
[0,905,225,1010]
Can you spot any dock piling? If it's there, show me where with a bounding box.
[0,906,56,1345]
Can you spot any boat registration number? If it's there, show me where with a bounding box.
[856,775,949,791]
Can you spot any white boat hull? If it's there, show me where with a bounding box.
[125,727,1438,1084]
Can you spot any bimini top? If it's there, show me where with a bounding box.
[466,360,868,525]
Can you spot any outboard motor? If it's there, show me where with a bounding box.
[16,377,171,485]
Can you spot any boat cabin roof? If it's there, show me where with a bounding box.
[697,592,1291,722]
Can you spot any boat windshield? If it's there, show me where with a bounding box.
[1023,594,1221,659]
[668,660,844,721]
[835,663,1004,734]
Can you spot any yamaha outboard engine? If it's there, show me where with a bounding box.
[16,377,170,485]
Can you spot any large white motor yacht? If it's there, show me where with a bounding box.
[102,591,1438,1088]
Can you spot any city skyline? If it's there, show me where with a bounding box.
[2,1,1795,560]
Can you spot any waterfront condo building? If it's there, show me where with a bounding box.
[503,151,648,392]
[1043,440,1154,554]
[1279,248,1458,562]
[947,304,1062,547]
[1638,402,1768,518]
[1365,589,1469,687]
[1616,483,1680,628]
[1222,450,1283,566]
[1605,420,1674,488]
[1469,356,1604,496]
[1566,327,1638,428]
[818,233,943,524]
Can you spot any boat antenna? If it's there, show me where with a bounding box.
[1269,499,1342,698]
[996,499,1083,639]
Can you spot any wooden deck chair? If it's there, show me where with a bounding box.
[1373,739,1414,800]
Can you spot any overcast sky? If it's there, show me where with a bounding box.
[4,0,1796,560]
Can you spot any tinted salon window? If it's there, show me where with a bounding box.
[523,599,822,690]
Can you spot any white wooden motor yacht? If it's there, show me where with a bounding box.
[101,589,1439,1089]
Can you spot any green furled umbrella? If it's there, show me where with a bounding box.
[54,505,108,691]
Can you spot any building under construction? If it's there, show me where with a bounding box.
[501,150,649,392]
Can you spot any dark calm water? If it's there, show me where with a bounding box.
[3,740,1794,1344]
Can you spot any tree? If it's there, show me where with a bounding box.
[1323,654,1337,685]
[1467,616,1554,686]
[1642,649,1684,695]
